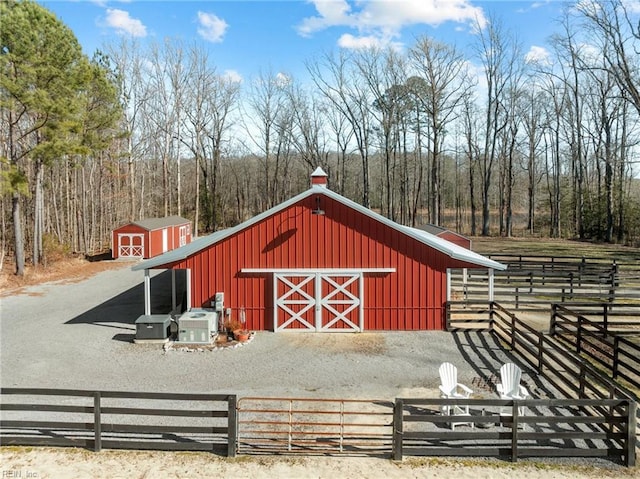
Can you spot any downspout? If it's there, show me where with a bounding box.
[144,269,151,315]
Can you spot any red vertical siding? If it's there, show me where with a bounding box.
[172,194,480,331]
[112,224,148,259]
[438,232,471,249]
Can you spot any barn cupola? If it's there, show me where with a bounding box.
[311,166,328,188]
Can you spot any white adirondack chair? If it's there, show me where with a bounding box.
[438,362,474,429]
[496,362,530,427]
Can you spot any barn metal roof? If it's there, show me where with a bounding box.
[132,186,506,271]
[127,215,191,231]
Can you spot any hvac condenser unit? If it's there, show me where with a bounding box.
[177,310,217,344]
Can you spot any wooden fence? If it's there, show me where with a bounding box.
[0,388,237,456]
[550,302,640,334]
[1,389,635,466]
[393,398,636,465]
[551,304,640,392]
[450,254,640,309]
[446,301,636,401]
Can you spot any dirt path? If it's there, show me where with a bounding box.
[0,447,633,479]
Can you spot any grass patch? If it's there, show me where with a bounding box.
[472,237,640,264]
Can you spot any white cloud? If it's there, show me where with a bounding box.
[622,0,640,14]
[223,69,243,84]
[516,1,551,13]
[104,8,147,37]
[297,0,487,50]
[338,33,384,50]
[573,0,602,14]
[197,11,228,43]
[275,72,291,87]
[525,45,551,65]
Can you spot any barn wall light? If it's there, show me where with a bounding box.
[312,195,325,215]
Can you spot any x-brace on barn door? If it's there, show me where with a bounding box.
[274,272,363,332]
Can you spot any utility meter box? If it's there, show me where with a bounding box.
[214,292,224,313]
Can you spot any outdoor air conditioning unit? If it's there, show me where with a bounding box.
[177,309,218,344]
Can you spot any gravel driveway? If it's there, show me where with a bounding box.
[1,263,540,400]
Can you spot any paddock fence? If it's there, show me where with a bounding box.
[550,304,640,392]
[450,253,640,310]
[1,389,635,466]
[393,397,636,465]
[446,301,636,402]
[0,388,237,457]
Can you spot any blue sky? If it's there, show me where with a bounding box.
[39,0,567,83]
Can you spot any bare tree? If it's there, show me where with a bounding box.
[308,51,374,208]
[243,69,293,209]
[461,92,481,236]
[356,46,408,220]
[409,36,473,225]
[474,14,515,236]
[517,82,547,235]
[577,0,640,116]
[181,46,239,233]
[285,82,329,172]
[108,38,150,222]
[324,97,354,195]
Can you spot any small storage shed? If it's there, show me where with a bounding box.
[112,216,192,260]
[415,224,472,250]
[133,168,505,331]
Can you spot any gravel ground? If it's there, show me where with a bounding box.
[0,262,532,399]
[2,262,635,474]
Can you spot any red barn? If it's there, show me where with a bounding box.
[112,216,192,260]
[133,169,505,331]
[415,224,472,250]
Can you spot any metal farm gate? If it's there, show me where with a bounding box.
[237,397,393,456]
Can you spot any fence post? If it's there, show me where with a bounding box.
[515,287,519,310]
[550,304,557,336]
[93,391,102,453]
[603,304,609,336]
[537,333,544,373]
[569,272,574,299]
[625,400,637,467]
[445,302,451,331]
[576,316,582,354]
[393,399,404,461]
[613,336,620,380]
[511,401,519,462]
[489,302,495,330]
[608,262,618,309]
[227,395,237,458]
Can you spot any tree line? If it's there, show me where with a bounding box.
[2,0,640,276]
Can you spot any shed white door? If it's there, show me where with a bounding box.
[274,272,362,332]
[162,228,169,252]
[118,234,144,258]
[179,225,188,246]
